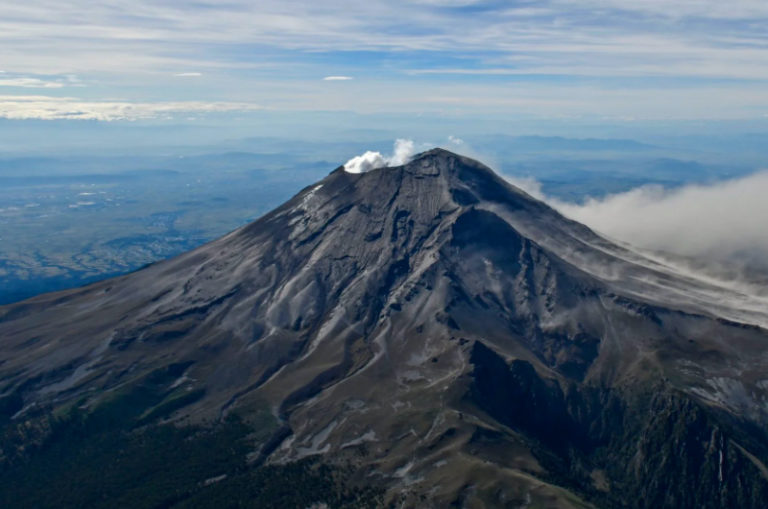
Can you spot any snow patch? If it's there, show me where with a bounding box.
[170,375,191,389]
[301,184,323,208]
[295,420,338,458]
[341,430,377,449]
[203,474,227,486]
[345,399,366,410]
[719,445,724,483]
[394,460,414,478]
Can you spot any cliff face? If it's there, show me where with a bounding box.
[1,149,767,507]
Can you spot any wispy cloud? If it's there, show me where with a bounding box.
[0,95,263,121]
[0,78,65,88]
[1,1,768,119]
[4,1,768,77]
[174,72,202,77]
[551,0,768,20]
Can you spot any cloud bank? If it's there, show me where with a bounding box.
[506,171,768,266]
[0,95,263,121]
[344,139,416,174]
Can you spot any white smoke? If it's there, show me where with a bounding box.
[390,138,415,166]
[343,139,416,174]
[503,175,546,200]
[342,151,388,174]
[506,170,768,266]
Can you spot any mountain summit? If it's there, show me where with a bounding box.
[1,149,768,507]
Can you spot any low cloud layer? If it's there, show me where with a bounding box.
[343,139,416,174]
[0,95,263,120]
[506,171,768,266]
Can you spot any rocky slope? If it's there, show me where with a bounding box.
[1,148,767,507]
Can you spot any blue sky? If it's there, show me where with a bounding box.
[2,1,768,127]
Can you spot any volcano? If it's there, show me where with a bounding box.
[1,149,768,508]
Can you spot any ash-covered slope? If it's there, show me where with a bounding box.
[1,149,768,508]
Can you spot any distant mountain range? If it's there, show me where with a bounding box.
[1,149,767,507]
